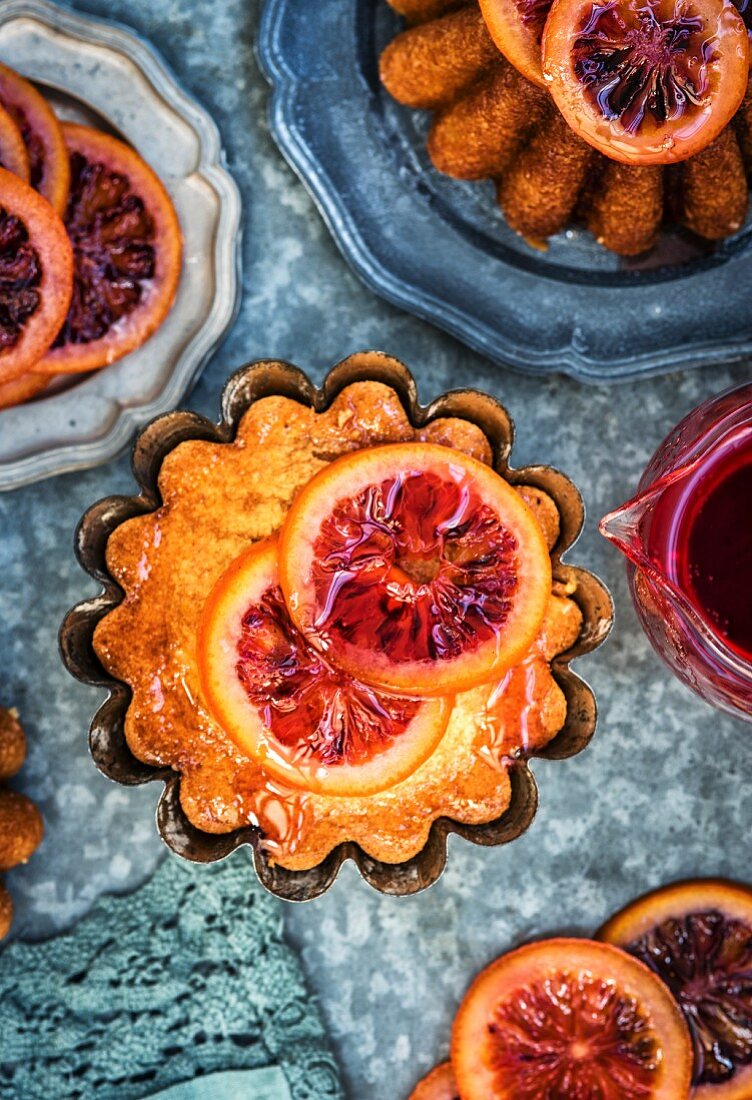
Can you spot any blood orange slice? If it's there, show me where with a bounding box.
[0,63,69,216]
[34,123,182,376]
[451,938,693,1099]
[278,443,551,697]
[479,0,552,87]
[197,539,452,797]
[0,168,73,385]
[542,0,749,165]
[599,879,752,1099]
[409,1062,459,1100]
[0,102,30,182]
[0,369,52,410]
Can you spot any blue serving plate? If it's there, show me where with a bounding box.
[258,0,752,383]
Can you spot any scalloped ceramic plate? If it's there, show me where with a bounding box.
[60,352,614,901]
[0,0,241,490]
[258,0,752,383]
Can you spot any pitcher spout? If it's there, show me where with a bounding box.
[599,489,658,573]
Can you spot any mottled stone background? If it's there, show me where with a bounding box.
[1,1,751,1097]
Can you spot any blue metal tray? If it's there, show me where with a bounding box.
[258,0,752,383]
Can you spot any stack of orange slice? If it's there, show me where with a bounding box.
[197,442,552,799]
[0,62,181,410]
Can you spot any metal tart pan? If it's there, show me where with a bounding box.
[61,352,613,900]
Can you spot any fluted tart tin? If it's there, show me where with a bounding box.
[61,352,613,901]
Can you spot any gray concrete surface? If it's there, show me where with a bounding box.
[1,1,750,1096]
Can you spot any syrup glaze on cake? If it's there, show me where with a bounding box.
[380,1,752,254]
[93,382,581,871]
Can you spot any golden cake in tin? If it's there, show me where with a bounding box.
[63,353,612,898]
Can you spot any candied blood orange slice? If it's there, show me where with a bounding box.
[278,443,551,697]
[0,102,30,182]
[197,539,451,797]
[599,879,752,1099]
[34,123,182,376]
[0,63,69,216]
[542,0,749,165]
[0,369,52,410]
[451,938,693,1100]
[479,0,552,87]
[0,168,73,385]
[409,1062,460,1100]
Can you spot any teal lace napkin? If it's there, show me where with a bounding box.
[0,854,343,1100]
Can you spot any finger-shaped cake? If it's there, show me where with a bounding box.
[381,0,751,253]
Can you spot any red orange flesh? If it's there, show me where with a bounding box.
[543,0,749,165]
[34,123,182,376]
[278,442,551,697]
[451,938,693,1099]
[0,168,73,385]
[600,879,752,1099]
[198,539,452,797]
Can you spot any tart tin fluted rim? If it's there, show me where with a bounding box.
[60,352,614,902]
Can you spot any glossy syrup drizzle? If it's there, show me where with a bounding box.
[249,779,313,861]
[476,653,555,767]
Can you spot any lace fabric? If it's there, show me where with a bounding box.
[0,854,343,1100]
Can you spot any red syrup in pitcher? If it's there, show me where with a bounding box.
[648,428,752,662]
[601,383,752,720]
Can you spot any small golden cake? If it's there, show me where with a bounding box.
[94,381,583,871]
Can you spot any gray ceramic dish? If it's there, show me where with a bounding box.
[0,0,241,490]
[60,352,613,901]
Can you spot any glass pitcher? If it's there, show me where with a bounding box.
[600,382,752,721]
